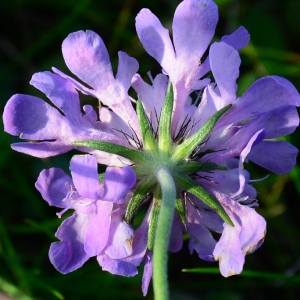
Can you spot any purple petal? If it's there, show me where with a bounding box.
[124,204,150,266]
[272,75,300,99]
[248,141,298,174]
[105,217,134,259]
[52,67,141,137]
[142,252,153,296]
[169,213,184,252]
[3,94,66,140]
[69,155,101,199]
[188,222,216,262]
[97,254,137,277]
[116,51,139,91]
[220,76,300,126]
[135,8,175,71]
[62,30,114,90]
[35,168,71,208]
[213,194,266,277]
[49,212,90,274]
[84,201,113,256]
[262,105,299,138]
[214,223,245,277]
[173,0,218,61]
[102,166,136,204]
[11,141,72,158]
[209,42,240,103]
[221,26,250,50]
[132,73,168,130]
[30,71,83,125]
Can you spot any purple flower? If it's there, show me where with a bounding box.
[2,0,300,296]
[3,31,140,165]
[35,154,136,273]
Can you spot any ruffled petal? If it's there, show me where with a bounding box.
[188,221,217,262]
[49,212,90,274]
[11,141,72,158]
[124,204,150,266]
[221,26,250,50]
[132,73,168,130]
[116,51,139,91]
[102,166,136,204]
[173,0,218,61]
[262,105,299,138]
[30,71,83,125]
[84,201,113,256]
[248,140,298,174]
[97,254,137,277]
[105,216,134,259]
[53,68,141,137]
[62,30,114,90]
[213,194,266,277]
[135,8,175,71]
[69,154,101,199]
[35,168,72,208]
[209,42,240,104]
[3,94,67,140]
[220,76,300,126]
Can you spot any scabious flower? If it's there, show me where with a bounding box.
[2,0,300,298]
[35,154,136,273]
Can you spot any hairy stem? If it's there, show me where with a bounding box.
[153,166,176,300]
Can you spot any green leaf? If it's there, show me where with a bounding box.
[172,105,232,162]
[136,99,157,152]
[158,83,174,155]
[174,174,234,226]
[73,140,149,164]
[124,176,156,223]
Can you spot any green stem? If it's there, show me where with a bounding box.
[153,167,176,300]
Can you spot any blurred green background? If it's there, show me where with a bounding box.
[1,0,300,299]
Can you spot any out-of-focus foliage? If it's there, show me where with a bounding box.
[0,0,300,299]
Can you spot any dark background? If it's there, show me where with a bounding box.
[1,0,300,299]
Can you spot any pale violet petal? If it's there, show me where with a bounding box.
[49,212,90,274]
[35,168,71,208]
[173,0,218,61]
[70,155,101,199]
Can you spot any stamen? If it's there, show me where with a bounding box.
[56,183,90,218]
[249,174,270,182]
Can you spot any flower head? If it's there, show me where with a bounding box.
[2,0,300,297]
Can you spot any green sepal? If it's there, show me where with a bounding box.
[158,83,174,155]
[136,100,157,152]
[73,140,149,164]
[124,176,156,224]
[147,187,161,251]
[172,104,232,162]
[174,174,234,226]
[175,190,186,227]
[176,161,227,174]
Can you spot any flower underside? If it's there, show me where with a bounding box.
[74,84,234,249]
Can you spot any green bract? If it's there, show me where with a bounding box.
[73,84,233,228]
